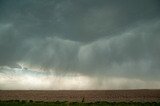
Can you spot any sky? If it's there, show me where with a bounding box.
[0,0,160,90]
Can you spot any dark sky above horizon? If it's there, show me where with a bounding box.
[0,0,160,90]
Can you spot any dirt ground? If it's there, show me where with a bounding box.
[0,90,160,102]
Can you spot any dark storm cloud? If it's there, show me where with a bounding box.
[78,20,160,80]
[0,0,160,80]
[1,0,160,41]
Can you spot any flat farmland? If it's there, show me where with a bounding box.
[0,90,160,102]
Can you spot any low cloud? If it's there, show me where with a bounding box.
[1,67,160,90]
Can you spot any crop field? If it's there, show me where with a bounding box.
[0,90,160,105]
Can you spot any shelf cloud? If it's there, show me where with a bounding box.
[0,0,160,89]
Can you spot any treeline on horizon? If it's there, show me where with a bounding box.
[0,100,160,106]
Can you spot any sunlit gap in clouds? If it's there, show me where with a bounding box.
[1,63,160,90]
[0,63,92,90]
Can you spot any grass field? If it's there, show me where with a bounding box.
[0,100,160,106]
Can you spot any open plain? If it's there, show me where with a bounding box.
[0,90,160,102]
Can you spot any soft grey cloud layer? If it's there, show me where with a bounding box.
[0,0,160,89]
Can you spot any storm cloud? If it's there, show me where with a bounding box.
[0,0,160,89]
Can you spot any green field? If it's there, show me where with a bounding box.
[0,100,160,106]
